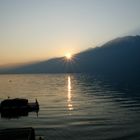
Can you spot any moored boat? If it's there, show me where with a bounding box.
[0,98,39,118]
[0,127,44,140]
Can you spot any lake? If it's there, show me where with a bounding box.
[0,74,140,140]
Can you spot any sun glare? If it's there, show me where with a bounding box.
[65,53,72,60]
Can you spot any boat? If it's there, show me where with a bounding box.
[0,127,44,140]
[0,98,39,118]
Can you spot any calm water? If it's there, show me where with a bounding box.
[0,74,140,140]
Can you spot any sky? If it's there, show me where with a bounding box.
[0,0,140,66]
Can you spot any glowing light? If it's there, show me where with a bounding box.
[67,76,73,111]
[65,53,72,60]
[68,76,71,101]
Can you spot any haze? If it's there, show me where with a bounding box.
[0,0,140,66]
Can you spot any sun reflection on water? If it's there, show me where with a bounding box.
[67,76,73,111]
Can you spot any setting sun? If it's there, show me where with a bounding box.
[65,53,72,60]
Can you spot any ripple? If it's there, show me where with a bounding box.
[0,74,140,140]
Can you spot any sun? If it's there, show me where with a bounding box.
[65,53,72,60]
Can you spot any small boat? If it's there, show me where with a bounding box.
[0,127,44,140]
[0,98,39,118]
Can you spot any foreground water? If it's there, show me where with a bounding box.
[0,74,140,140]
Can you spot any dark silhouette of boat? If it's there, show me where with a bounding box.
[0,98,39,118]
[0,127,44,140]
[0,127,35,140]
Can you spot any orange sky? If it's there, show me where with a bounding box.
[0,0,140,66]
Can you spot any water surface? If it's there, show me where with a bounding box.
[0,74,140,140]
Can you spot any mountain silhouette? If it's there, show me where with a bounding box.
[1,35,140,83]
